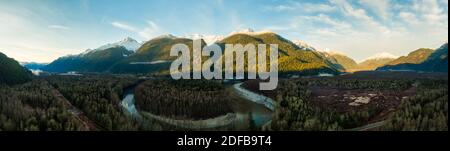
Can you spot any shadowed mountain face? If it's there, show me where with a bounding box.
[43,37,141,73]
[377,43,448,72]
[21,62,48,70]
[0,52,32,85]
[43,46,133,73]
[426,43,448,63]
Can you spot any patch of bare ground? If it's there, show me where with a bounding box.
[309,86,417,119]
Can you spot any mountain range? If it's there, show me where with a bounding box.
[42,37,141,72]
[33,30,448,75]
[317,50,358,71]
[356,52,398,71]
[305,46,447,73]
[384,48,434,66]
[93,37,141,52]
[108,35,205,74]
[377,43,448,72]
[216,31,340,76]
[182,34,224,45]
[21,62,48,70]
[42,31,340,76]
[43,46,134,73]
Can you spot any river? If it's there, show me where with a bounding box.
[120,82,274,130]
[121,88,139,117]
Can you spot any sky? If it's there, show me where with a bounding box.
[0,0,448,63]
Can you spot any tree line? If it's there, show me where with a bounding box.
[134,79,233,120]
[47,75,139,130]
[0,79,86,131]
[381,80,447,131]
[270,77,446,131]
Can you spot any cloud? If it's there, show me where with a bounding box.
[111,20,162,39]
[265,2,337,13]
[359,0,391,20]
[307,14,352,31]
[272,13,352,37]
[111,21,137,31]
[48,25,70,30]
[394,0,448,41]
[331,0,371,20]
[399,12,419,25]
[412,0,447,24]
[314,29,340,37]
[265,0,446,61]
[138,21,161,39]
[330,0,391,34]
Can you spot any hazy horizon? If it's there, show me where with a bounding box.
[0,0,448,63]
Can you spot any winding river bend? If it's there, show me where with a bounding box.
[121,88,140,117]
[120,82,274,130]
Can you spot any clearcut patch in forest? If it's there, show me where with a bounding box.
[309,86,417,114]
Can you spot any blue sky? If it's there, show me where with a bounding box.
[0,0,448,63]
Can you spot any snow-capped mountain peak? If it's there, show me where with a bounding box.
[182,34,224,45]
[229,28,274,36]
[81,37,141,56]
[96,37,141,52]
[365,52,398,61]
[293,40,316,51]
[236,28,255,33]
[154,34,177,39]
[121,37,137,43]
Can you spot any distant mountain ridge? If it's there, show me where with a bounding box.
[182,34,224,45]
[377,43,448,72]
[21,62,48,70]
[385,48,434,66]
[42,31,341,76]
[82,37,141,54]
[109,31,340,75]
[356,52,398,71]
[39,32,448,75]
[43,46,133,72]
[318,50,358,72]
[43,37,143,72]
[108,36,205,74]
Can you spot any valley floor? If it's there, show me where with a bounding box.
[0,71,447,131]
